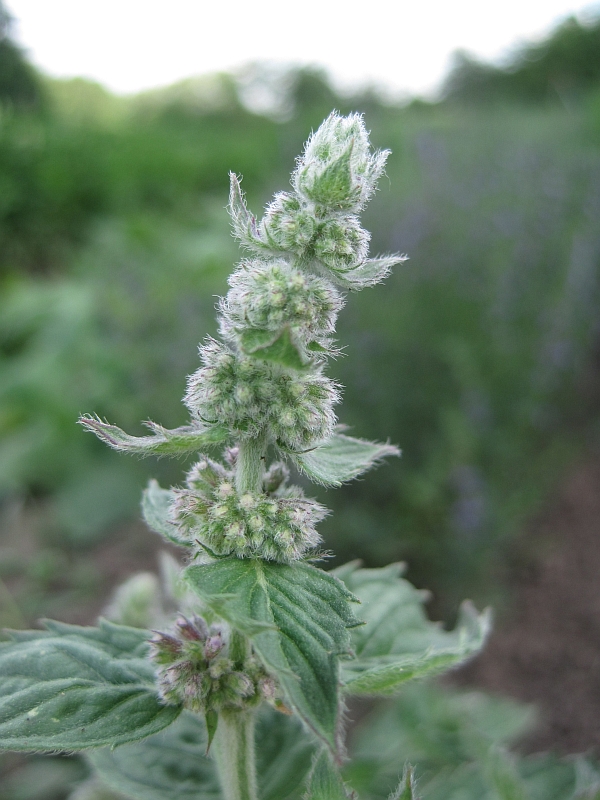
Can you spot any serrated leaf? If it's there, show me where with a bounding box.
[305,750,354,799]
[336,563,490,696]
[290,433,400,487]
[89,705,315,800]
[331,255,407,289]
[78,416,229,457]
[389,765,419,800]
[141,480,189,546]
[0,622,180,751]
[240,326,308,371]
[184,559,361,755]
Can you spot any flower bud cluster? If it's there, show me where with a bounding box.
[260,196,370,275]
[219,258,343,352]
[228,112,401,295]
[171,455,325,562]
[184,339,339,450]
[293,112,389,212]
[150,615,281,714]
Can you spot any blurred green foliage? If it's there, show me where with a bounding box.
[347,682,600,799]
[0,10,599,624]
[443,14,600,106]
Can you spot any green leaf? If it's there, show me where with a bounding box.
[336,563,490,696]
[0,621,180,751]
[240,326,308,371]
[302,141,357,209]
[290,432,400,487]
[331,255,407,289]
[89,711,220,800]
[389,765,419,800]
[228,172,268,252]
[141,480,189,546]
[305,750,354,799]
[185,559,361,755]
[573,758,600,799]
[78,416,229,457]
[68,779,126,800]
[89,706,315,800]
[485,748,530,800]
[257,707,316,800]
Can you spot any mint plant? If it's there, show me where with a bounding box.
[0,113,490,800]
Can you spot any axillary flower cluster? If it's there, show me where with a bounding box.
[81,112,404,719]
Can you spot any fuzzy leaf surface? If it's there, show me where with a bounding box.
[89,706,315,800]
[335,563,490,696]
[390,765,419,800]
[240,326,307,371]
[185,559,361,755]
[228,172,267,252]
[305,750,354,799]
[0,621,180,751]
[331,255,407,289]
[291,433,400,487]
[141,480,187,545]
[89,711,220,800]
[79,416,229,457]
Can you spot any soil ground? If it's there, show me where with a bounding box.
[454,449,600,756]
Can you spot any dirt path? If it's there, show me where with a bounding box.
[454,451,600,755]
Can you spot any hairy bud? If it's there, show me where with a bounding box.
[150,615,283,715]
[260,192,316,252]
[172,469,326,562]
[184,339,339,450]
[220,259,343,352]
[293,112,389,212]
[312,215,370,272]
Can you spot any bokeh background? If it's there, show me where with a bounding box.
[1,1,600,797]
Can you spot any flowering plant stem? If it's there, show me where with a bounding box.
[0,112,492,800]
[214,709,258,800]
[236,435,267,494]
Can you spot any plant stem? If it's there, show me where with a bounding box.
[235,435,266,494]
[213,709,258,800]
[213,441,263,800]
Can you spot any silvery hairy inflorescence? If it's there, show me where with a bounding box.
[80,111,406,568]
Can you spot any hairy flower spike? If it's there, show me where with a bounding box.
[171,460,326,562]
[84,112,402,573]
[184,339,339,450]
[219,259,343,356]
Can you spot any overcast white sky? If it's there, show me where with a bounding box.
[5,0,600,99]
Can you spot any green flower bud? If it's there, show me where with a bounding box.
[219,259,342,351]
[150,616,279,715]
[171,468,326,563]
[262,461,289,494]
[185,340,339,450]
[260,192,316,252]
[293,112,389,212]
[312,216,370,271]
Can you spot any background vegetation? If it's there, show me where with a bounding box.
[1,8,600,797]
